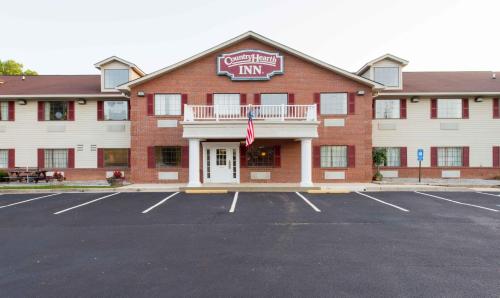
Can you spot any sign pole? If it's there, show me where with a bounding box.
[418,160,422,183]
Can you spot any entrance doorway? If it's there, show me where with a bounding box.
[202,142,240,183]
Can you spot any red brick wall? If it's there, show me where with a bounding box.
[60,169,130,181]
[129,37,373,183]
[383,167,500,179]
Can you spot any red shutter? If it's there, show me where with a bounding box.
[147,94,154,116]
[431,147,438,167]
[462,98,469,119]
[274,145,281,168]
[313,145,321,168]
[68,101,75,121]
[97,148,104,168]
[240,144,247,168]
[462,147,469,167]
[128,149,131,168]
[181,94,188,114]
[253,93,260,105]
[240,94,247,105]
[348,93,355,114]
[400,99,407,119]
[493,146,500,167]
[147,146,156,168]
[37,149,45,169]
[206,93,213,105]
[68,148,75,168]
[8,101,15,121]
[97,101,104,120]
[493,98,499,118]
[8,149,15,168]
[181,146,189,168]
[288,93,295,105]
[38,101,45,121]
[347,145,356,168]
[313,93,320,115]
[372,99,376,119]
[400,147,407,167]
[430,99,437,119]
[127,100,131,120]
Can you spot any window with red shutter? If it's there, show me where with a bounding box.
[240,94,247,105]
[493,98,499,118]
[37,149,45,168]
[181,146,189,168]
[313,93,320,115]
[38,101,45,121]
[206,93,213,105]
[288,93,295,105]
[8,149,15,168]
[400,147,407,167]
[181,94,188,115]
[240,144,247,168]
[68,148,75,168]
[253,94,260,105]
[274,145,281,167]
[147,94,154,116]
[97,101,104,120]
[147,146,156,168]
[430,147,438,167]
[68,101,75,121]
[313,146,321,168]
[462,98,469,119]
[400,99,407,119]
[462,147,469,167]
[8,101,15,121]
[493,146,500,167]
[430,99,437,119]
[347,145,355,168]
[348,93,355,114]
[97,148,104,168]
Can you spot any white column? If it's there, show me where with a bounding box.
[187,138,201,187]
[300,138,313,187]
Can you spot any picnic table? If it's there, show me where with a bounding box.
[8,168,49,183]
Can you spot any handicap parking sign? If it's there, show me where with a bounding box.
[417,149,424,161]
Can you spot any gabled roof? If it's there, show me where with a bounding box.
[357,54,409,75]
[379,71,500,96]
[0,75,125,98]
[94,56,145,76]
[118,31,384,91]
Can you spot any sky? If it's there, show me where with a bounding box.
[2,0,499,75]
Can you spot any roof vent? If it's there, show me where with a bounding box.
[493,73,496,79]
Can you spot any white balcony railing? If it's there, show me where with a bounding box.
[183,104,317,122]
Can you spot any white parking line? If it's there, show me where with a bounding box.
[141,192,179,214]
[0,193,60,209]
[355,192,409,212]
[415,191,499,212]
[295,192,321,212]
[476,191,500,198]
[229,192,239,213]
[54,192,120,215]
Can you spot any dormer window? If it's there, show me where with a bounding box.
[104,69,129,89]
[373,67,399,87]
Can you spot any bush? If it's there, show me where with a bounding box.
[53,171,65,182]
[113,171,123,179]
[0,170,8,182]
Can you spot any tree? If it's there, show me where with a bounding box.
[372,148,387,181]
[0,59,38,75]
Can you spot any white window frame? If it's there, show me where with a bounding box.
[44,149,68,169]
[375,99,401,119]
[104,69,129,89]
[437,99,462,119]
[154,94,182,116]
[320,93,348,115]
[213,93,240,116]
[437,147,463,167]
[0,149,8,168]
[320,145,348,168]
[104,101,128,121]
[260,93,288,106]
[373,67,399,87]
[0,102,8,121]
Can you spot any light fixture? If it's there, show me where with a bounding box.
[357,90,365,96]
[410,97,419,103]
[474,97,483,102]
[137,91,145,97]
[17,99,27,105]
[77,99,87,105]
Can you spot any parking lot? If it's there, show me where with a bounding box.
[1,190,500,297]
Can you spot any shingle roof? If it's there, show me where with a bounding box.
[384,71,500,94]
[0,75,122,96]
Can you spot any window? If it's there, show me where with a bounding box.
[375,99,400,119]
[261,93,288,105]
[104,101,128,120]
[44,149,68,168]
[216,149,227,166]
[45,101,68,121]
[0,102,8,121]
[104,69,129,89]
[214,93,240,115]
[155,146,181,167]
[103,149,129,167]
[155,94,181,116]
[320,146,347,168]
[246,146,275,167]
[438,99,462,118]
[375,147,401,167]
[320,93,347,115]
[373,67,399,87]
[0,150,8,168]
[438,147,462,167]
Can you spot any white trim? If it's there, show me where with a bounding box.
[117,31,384,91]
[94,56,145,76]
[357,53,409,75]
[378,92,500,97]
[202,142,240,184]
[0,94,128,99]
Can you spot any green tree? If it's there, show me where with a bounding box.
[0,59,38,75]
[372,148,387,181]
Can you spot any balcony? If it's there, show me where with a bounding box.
[183,104,317,122]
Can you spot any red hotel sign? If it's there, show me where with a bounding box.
[217,50,284,81]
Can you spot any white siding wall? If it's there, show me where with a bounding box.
[373,98,500,167]
[0,100,130,168]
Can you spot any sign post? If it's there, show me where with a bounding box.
[417,149,424,183]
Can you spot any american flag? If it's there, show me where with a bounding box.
[245,110,255,147]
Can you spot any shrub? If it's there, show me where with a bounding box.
[0,170,8,182]
[53,171,65,182]
[113,171,123,179]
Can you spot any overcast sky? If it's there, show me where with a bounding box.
[2,0,498,75]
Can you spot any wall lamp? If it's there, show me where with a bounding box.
[474,97,483,102]
[77,99,87,105]
[410,97,419,103]
[17,99,27,105]
[357,90,365,96]
[137,91,145,97]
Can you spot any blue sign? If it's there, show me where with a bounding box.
[417,149,424,161]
